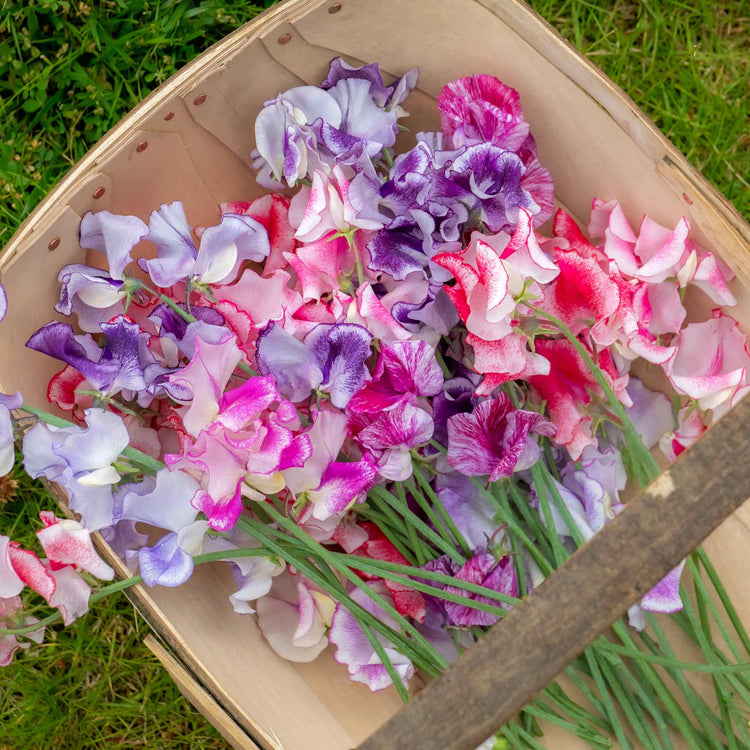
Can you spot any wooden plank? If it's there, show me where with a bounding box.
[144,635,260,750]
[358,397,750,750]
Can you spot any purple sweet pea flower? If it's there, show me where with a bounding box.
[27,316,180,404]
[304,323,373,408]
[628,560,687,630]
[321,57,418,111]
[140,202,269,288]
[432,374,477,447]
[423,550,517,627]
[22,409,129,530]
[329,582,415,691]
[0,281,7,323]
[444,143,537,233]
[0,392,22,478]
[447,394,556,481]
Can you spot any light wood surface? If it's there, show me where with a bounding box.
[1,1,748,748]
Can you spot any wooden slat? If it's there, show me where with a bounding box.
[144,635,260,750]
[359,397,750,750]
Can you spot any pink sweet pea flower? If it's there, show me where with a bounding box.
[0,597,44,667]
[257,574,331,663]
[658,405,707,463]
[284,234,353,301]
[221,194,296,278]
[290,166,384,244]
[357,400,434,481]
[469,331,550,394]
[666,313,750,413]
[529,339,622,460]
[36,512,115,580]
[1,537,55,603]
[352,522,427,623]
[447,394,555,481]
[589,199,736,306]
[169,333,242,437]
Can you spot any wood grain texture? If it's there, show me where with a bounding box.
[358,397,750,750]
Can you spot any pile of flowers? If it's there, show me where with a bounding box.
[1,60,748,747]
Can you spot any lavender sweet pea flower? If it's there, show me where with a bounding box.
[256,322,324,403]
[0,281,6,323]
[138,521,208,588]
[254,87,341,187]
[149,303,226,361]
[117,467,200,532]
[141,202,269,288]
[435,473,499,551]
[22,409,129,530]
[57,211,148,332]
[447,394,556,481]
[329,582,414,691]
[55,265,127,333]
[0,392,22,478]
[304,323,373,408]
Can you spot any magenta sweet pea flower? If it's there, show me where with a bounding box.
[447,394,555,481]
[423,550,517,627]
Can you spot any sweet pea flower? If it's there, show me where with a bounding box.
[257,573,331,662]
[36,512,115,581]
[589,199,736,305]
[437,75,554,224]
[55,211,149,332]
[138,521,208,587]
[348,339,444,413]
[351,522,427,622]
[140,202,269,288]
[27,316,182,405]
[289,166,384,244]
[329,582,415,691]
[528,340,630,460]
[0,392,22,477]
[435,473,499,551]
[423,550,517,627]
[22,409,130,530]
[221,194,296,277]
[628,561,688,630]
[666,313,750,414]
[282,410,377,522]
[0,535,55,602]
[356,400,434,481]
[447,394,555,481]
[0,596,45,667]
[658,405,707,463]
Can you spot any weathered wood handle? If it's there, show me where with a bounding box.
[359,397,750,750]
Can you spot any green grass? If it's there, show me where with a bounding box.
[0,1,747,748]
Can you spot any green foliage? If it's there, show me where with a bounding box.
[0,0,746,747]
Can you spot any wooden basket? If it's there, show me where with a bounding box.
[1,1,748,748]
